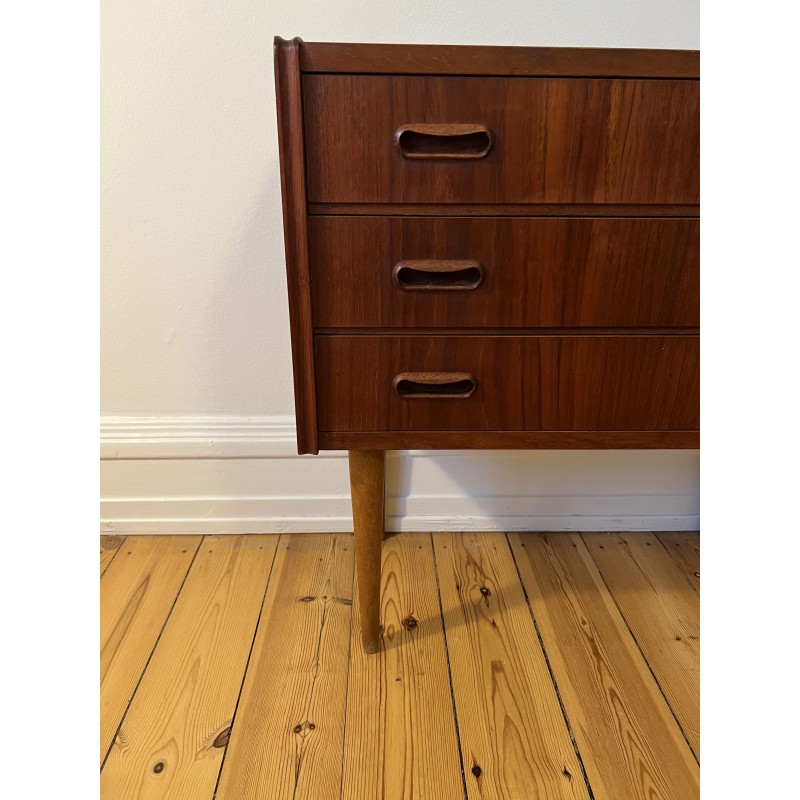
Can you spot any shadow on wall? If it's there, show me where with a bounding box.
[384,448,700,532]
[200,164,295,414]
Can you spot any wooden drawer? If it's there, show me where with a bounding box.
[310,216,699,328]
[303,75,699,205]
[315,335,699,432]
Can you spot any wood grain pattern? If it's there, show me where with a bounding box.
[583,532,700,756]
[319,430,700,450]
[298,41,700,79]
[395,123,494,159]
[343,533,464,800]
[274,36,318,455]
[215,534,353,800]
[317,327,699,337]
[279,40,701,457]
[304,75,699,205]
[392,258,484,292]
[309,203,700,217]
[310,216,699,328]
[316,335,700,432]
[101,535,125,576]
[100,536,201,762]
[349,450,385,653]
[433,532,589,800]
[100,533,701,798]
[100,536,277,798]
[394,372,477,399]
[657,532,700,592]
[509,532,699,800]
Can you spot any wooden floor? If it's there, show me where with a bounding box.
[100,531,700,800]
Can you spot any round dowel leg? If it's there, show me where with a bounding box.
[348,450,385,653]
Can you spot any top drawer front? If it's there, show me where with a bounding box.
[303,75,699,205]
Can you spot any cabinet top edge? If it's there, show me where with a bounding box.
[274,37,699,79]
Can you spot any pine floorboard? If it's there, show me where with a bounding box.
[343,532,464,800]
[100,531,700,799]
[509,533,698,800]
[101,536,277,798]
[100,535,201,763]
[656,532,701,593]
[216,533,354,800]
[433,532,588,800]
[100,535,125,576]
[582,532,700,758]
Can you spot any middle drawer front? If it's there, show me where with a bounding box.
[315,335,699,432]
[310,216,699,328]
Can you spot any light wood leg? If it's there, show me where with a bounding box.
[348,450,385,653]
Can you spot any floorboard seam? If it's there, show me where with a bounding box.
[292,564,335,800]
[100,536,126,578]
[579,532,700,765]
[430,532,469,800]
[211,535,282,799]
[506,532,597,800]
[655,532,700,596]
[338,534,355,800]
[101,535,205,772]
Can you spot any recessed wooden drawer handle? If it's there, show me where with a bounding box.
[394,124,494,160]
[393,372,477,399]
[392,259,484,291]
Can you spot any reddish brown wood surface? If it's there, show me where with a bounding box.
[392,258,484,292]
[317,327,699,337]
[298,40,700,79]
[315,335,699,432]
[310,216,699,328]
[394,123,494,159]
[310,203,700,217]
[274,37,318,454]
[276,39,701,455]
[303,75,699,205]
[319,430,699,449]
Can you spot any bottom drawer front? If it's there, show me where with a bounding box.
[315,335,699,432]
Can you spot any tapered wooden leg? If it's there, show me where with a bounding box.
[348,449,385,654]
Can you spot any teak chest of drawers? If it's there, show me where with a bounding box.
[274,37,700,652]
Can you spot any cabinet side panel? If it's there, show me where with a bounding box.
[275,37,318,454]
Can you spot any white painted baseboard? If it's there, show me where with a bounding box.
[100,415,700,534]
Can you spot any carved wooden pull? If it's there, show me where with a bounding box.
[393,372,477,399]
[392,259,484,291]
[394,124,494,159]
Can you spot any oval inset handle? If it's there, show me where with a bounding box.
[393,372,477,399]
[394,124,494,160]
[393,259,484,291]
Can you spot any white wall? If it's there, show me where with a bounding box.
[100,1,700,533]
